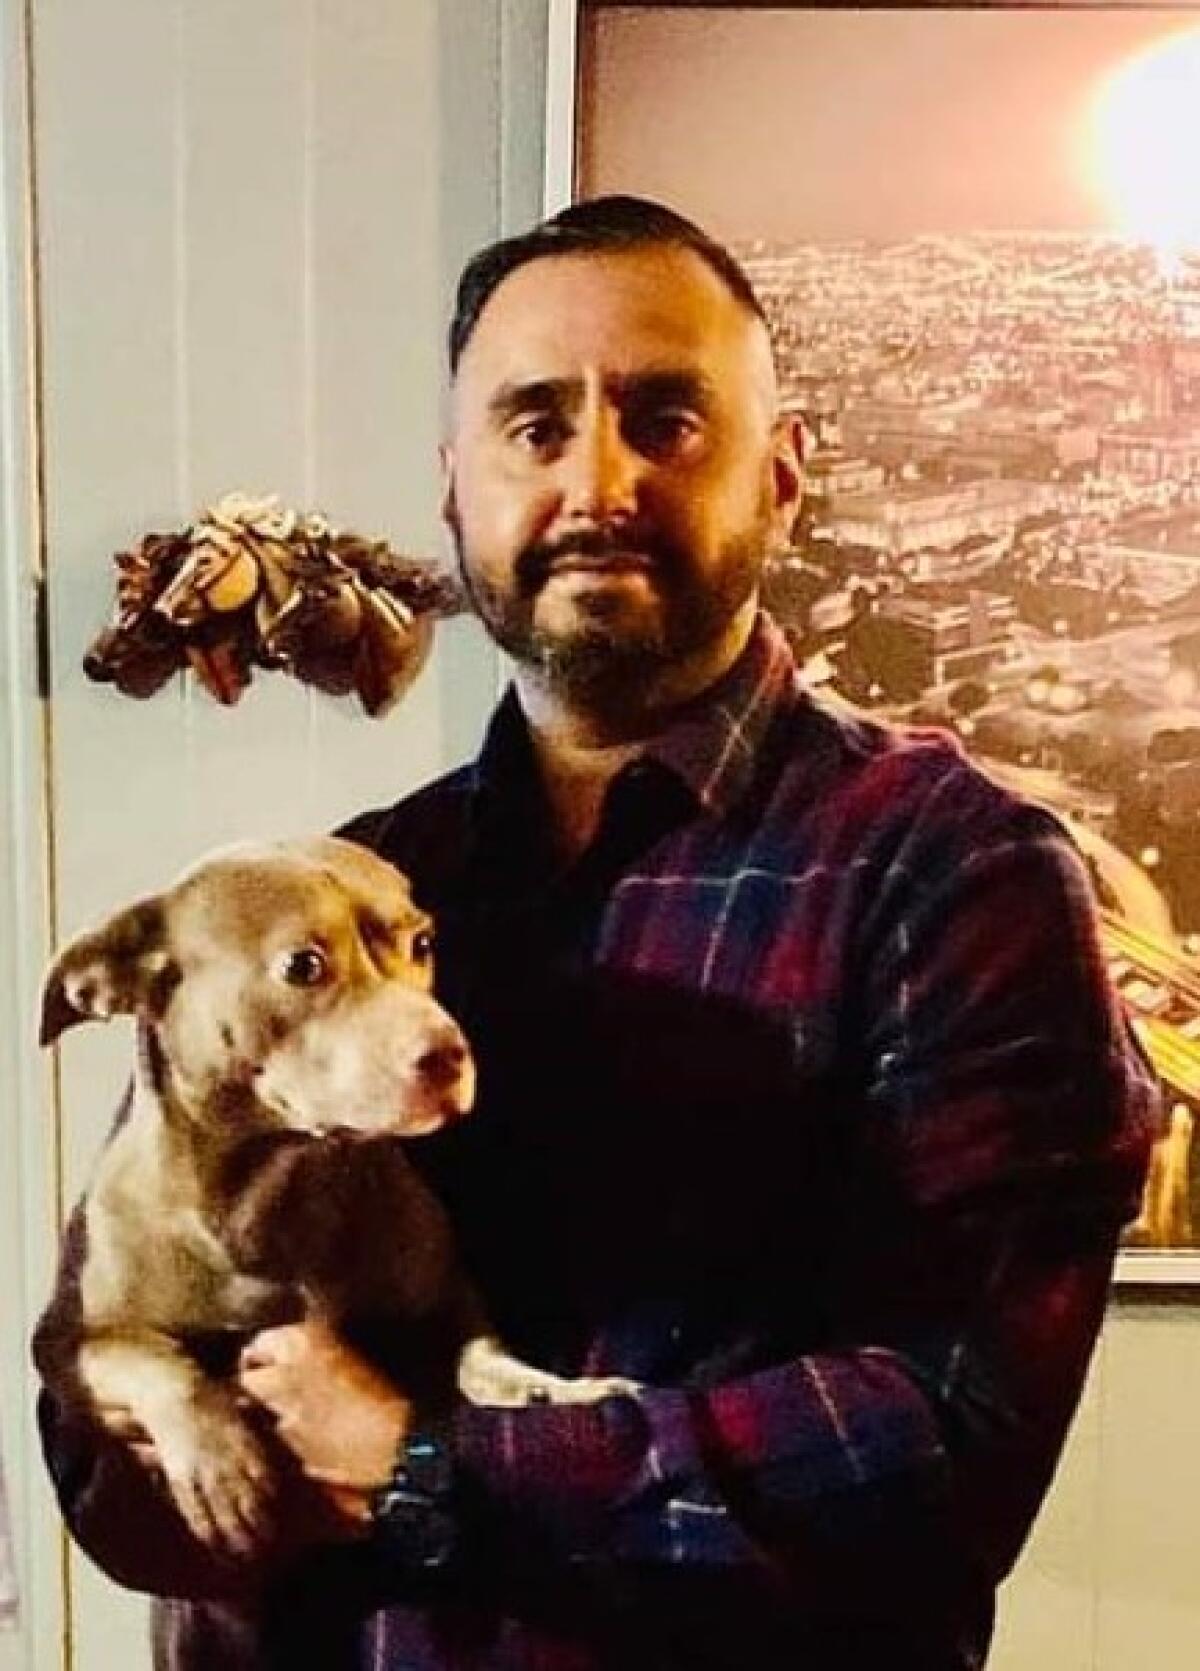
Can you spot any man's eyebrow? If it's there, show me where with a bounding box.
[486,378,580,424]
[619,369,717,409]
[485,369,718,426]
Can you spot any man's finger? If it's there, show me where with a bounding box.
[238,1338,278,1373]
[96,1405,150,1442]
[239,1321,311,1371]
[237,1364,283,1405]
[323,1482,372,1526]
[94,1409,161,1470]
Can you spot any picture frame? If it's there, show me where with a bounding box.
[548,0,1200,1282]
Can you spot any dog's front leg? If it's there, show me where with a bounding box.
[79,1331,276,1555]
[456,1336,639,1408]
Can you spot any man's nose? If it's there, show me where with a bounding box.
[560,409,641,522]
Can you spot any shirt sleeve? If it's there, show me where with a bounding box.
[36,1388,255,1601]
[451,791,1160,1608]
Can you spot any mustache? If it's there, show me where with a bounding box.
[516,527,674,591]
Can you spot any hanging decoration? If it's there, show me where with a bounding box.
[82,492,467,716]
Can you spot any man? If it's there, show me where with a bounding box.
[39,197,1158,1668]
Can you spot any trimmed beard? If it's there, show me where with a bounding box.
[452,514,773,708]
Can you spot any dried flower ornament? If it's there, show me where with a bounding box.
[83,493,466,715]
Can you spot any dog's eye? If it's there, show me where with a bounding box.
[279,947,330,987]
[412,930,435,964]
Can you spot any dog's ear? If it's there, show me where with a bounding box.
[40,898,174,1045]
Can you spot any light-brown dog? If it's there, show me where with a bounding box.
[34,837,630,1558]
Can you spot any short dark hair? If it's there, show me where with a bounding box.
[448,195,767,375]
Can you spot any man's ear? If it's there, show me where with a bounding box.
[438,442,459,536]
[769,415,804,540]
[39,898,175,1046]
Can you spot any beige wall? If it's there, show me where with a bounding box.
[991,1301,1200,1669]
[2,4,1198,1668]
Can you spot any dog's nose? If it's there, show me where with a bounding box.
[417,1035,475,1121]
[417,1040,468,1090]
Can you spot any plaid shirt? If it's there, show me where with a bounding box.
[40,614,1157,1670]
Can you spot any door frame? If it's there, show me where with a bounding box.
[0,0,66,1665]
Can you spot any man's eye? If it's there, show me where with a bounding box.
[278,947,330,987]
[629,410,700,457]
[412,930,435,965]
[509,415,567,452]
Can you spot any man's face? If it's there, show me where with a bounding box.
[441,245,800,704]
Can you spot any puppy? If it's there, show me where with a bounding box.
[33,837,631,1557]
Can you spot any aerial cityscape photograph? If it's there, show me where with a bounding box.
[580,4,1200,1254]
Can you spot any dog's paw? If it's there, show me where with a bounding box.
[521,1371,641,1407]
[457,1337,639,1408]
[154,1398,277,1557]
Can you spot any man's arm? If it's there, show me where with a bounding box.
[439,812,1158,1605]
[449,1198,1116,1609]
[36,1389,265,1601]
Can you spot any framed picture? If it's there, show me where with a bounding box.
[551,0,1200,1281]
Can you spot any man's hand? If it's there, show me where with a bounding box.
[95,1403,159,1470]
[237,1317,410,1520]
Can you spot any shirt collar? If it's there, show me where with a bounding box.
[641,611,798,818]
[468,611,800,825]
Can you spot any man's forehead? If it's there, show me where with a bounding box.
[462,247,754,359]
[453,245,772,408]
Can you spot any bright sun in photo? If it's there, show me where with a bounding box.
[1086,24,1200,271]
